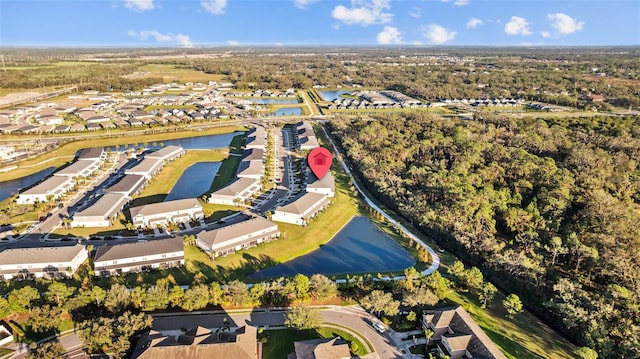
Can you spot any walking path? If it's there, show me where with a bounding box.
[320,125,440,277]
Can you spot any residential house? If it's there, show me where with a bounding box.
[131,326,258,359]
[209,177,261,206]
[72,193,128,227]
[104,174,147,197]
[0,244,88,280]
[422,306,507,359]
[288,338,351,359]
[0,322,13,347]
[196,216,280,258]
[146,145,185,162]
[271,192,329,226]
[125,158,164,179]
[129,198,204,228]
[93,237,184,276]
[16,176,75,205]
[306,171,335,198]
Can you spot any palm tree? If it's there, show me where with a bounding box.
[62,217,73,229]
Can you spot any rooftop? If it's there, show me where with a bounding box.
[94,237,184,263]
[130,198,202,218]
[0,244,86,266]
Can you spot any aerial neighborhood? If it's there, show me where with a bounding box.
[0,44,636,359]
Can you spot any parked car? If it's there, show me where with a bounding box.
[372,321,386,334]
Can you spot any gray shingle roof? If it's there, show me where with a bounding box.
[197,217,278,248]
[129,198,202,218]
[0,244,86,266]
[94,237,184,263]
[275,192,328,216]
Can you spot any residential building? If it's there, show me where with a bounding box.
[131,326,258,359]
[146,145,185,162]
[236,160,264,180]
[0,322,13,347]
[53,159,100,178]
[125,158,164,179]
[72,193,128,227]
[242,148,265,162]
[104,174,147,197]
[306,171,335,198]
[422,306,507,359]
[0,244,88,280]
[16,176,75,205]
[209,177,261,206]
[196,216,280,257]
[93,237,184,276]
[130,198,204,228]
[289,338,351,359]
[272,192,329,226]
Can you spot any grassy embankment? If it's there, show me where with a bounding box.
[135,64,225,83]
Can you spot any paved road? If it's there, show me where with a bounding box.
[151,306,403,359]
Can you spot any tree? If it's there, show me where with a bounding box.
[447,260,466,284]
[286,274,310,302]
[503,293,523,319]
[92,286,107,307]
[209,282,223,306]
[145,284,170,311]
[576,347,598,359]
[183,234,196,246]
[406,311,417,322]
[403,286,439,307]
[309,274,337,301]
[478,282,498,308]
[169,285,185,307]
[423,271,452,299]
[28,305,62,333]
[104,283,131,313]
[402,267,421,291]
[28,341,65,359]
[463,267,484,292]
[78,317,114,353]
[360,290,400,318]
[181,285,210,311]
[46,282,75,307]
[224,280,250,307]
[285,305,321,331]
[8,286,40,313]
[425,329,434,345]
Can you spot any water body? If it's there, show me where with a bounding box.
[250,216,415,279]
[267,107,303,116]
[164,162,221,201]
[245,98,299,105]
[318,90,351,101]
[0,167,56,202]
[111,131,244,151]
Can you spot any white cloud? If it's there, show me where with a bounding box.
[409,7,421,18]
[541,31,551,38]
[377,26,402,44]
[441,0,469,6]
[227,40,240,46]
[128,30,192,47]
[504,16,532,36]
[201,0,227,15]
[424,24,456,44]
[123,0,154,11]
[547,12,584,35]
[293,0,319,9]
[331,0,393,26]
[466,17,483,29]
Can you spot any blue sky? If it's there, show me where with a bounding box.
[1,0,639,47]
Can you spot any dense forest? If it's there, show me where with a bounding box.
[329,113,640,357]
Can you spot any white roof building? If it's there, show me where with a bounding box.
[72,193,128,227]
[209,178,261,206]
[93,237,184,277]
[0,244,88,280]
[129,198,204,228]
[272,192,329,226]
[196,216,280,258]
[306,171,335,198]
[16,176,75,205]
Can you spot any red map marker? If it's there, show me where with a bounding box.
[308,147,332,179]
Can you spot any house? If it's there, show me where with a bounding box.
[422,306,507,359]
[72,193,128,227]
[129,198,204,228]
[104,174,147,197]
[53,159,100,178]
[288,338,351,359]
[236,160,264,180]
[209,177,261,206]
[245,135,266,150]
[271,192,329,226]
[93,237,184,276]
[131,326,258,359]
[86,123,102,131]
[16,176,75,205]
[306,171,335,198]
[242,148,265,162]
[146,145,185,162]
[131,110,154,120]
[0,244,88,280]
[125,158,164,179]
[196,216,280,258]
[0,322,13,347]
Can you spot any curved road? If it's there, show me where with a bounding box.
[319,125,440,277]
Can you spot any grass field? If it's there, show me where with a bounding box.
[136,64,225,83]
[261,328,366,359]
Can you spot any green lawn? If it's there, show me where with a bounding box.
[261,327,366,359]
[207,133,246,194]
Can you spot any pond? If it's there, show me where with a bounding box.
[245,98,299,105]
[266,107,303,117]
[318,90,351,101]
[110,131,244,151]
[164,161,221,201]
[250,216,415,279]
[0,167,56,202]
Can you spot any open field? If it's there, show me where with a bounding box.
[135,64,226,83]
[0,125,247,182]
[261,328,367,359]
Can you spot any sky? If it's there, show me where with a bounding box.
[1,0,639,47]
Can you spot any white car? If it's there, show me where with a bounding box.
[372,322,386,334]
